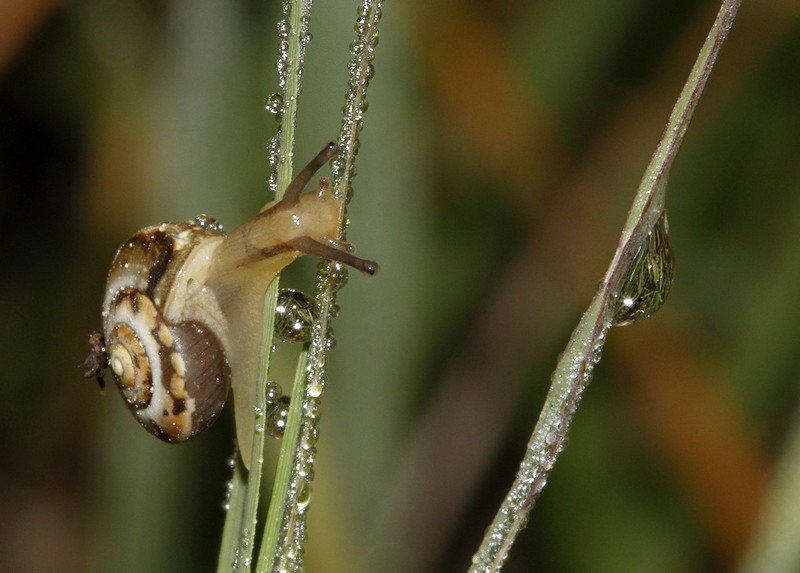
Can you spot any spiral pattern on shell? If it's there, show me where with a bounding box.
[102,221,231,442]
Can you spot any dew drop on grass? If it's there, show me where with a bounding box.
[296,478,312,514]
[265,93,284,114]
[222,479,235,511]
[307,379,324,398]
[304,399,320,420]
[544,424,559,447]
[239,527,253,566]
[275,289,316,343]
[612,212,675,326]
[326,262,349,292]
[301,428,317,450]
[265,395,291,439]
[265,379,282,403]
[323,329,336,350]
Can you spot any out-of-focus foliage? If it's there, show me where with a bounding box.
[1,1,798,572]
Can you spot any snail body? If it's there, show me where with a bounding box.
[92,142,377,468]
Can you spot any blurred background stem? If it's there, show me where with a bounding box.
[471,3,741,568]
[1,1,799,572]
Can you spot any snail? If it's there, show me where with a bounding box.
[84,142,377,469]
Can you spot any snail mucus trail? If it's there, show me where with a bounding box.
[83,142,378,469]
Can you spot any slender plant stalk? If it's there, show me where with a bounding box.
[217,276,280,572]
[469,1,742,570]
[739,390,800,572]
[258,351,310,572]
[257,2,384,570]
[217,461,247,571]
[217,0,309,570]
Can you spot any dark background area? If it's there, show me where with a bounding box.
[1,1,799,572]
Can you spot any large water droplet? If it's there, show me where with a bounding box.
[274,289,316,343]
[612,212,675,326]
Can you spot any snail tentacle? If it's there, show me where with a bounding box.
[278,141,339,209]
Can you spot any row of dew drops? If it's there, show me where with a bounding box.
[272,0,382,534]
[221,213,675,569]
[220,280,335,497]
[225,5,332,558]
[220,258,349,572]
[220,282,326,572]
[471,212,674,572]
[259,3,385,554]
[244,3,381,567]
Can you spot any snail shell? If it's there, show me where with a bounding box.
[102,222,230,442]
[95,142,377,468]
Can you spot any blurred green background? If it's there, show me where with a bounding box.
[1,1,799,571]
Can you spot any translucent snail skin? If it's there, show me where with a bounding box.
[85,142,378,469]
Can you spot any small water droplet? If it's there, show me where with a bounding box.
[296,479,312,513]
[274,289,316,343]
[265,379,282,403]
[326,262,349,292]
[304,399,320,420]
[194,213,223,231]
[301,428,317,450]
[221,478,235,510]
[612,212,675,326]
[239,527,252,561]
[544,424,559,446]
[265,93,284,114]
[265,395,290,438]
[301,462,316,482]
[277,18,289,35]
[307,379,324,397]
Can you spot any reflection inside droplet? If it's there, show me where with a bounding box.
[612,211,675,326]
[274,289,316,343]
